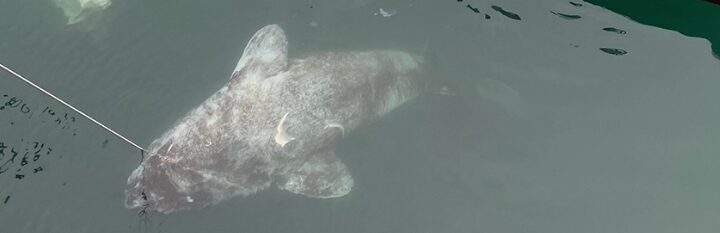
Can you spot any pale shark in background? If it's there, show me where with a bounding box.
[53,0,111,25]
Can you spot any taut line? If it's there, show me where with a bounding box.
[0,63,146,152]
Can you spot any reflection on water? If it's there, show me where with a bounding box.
[1,93,79,135]
[602,27,627,34]
[0,139,53,181]
[1,0,719,232]
[490,5,522,21]
[551,10,583,20]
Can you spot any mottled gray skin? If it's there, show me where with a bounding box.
[125,25,428,214]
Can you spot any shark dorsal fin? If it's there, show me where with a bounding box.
[232,24,288,80]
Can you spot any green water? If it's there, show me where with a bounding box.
[588,0,720,56]
[0,0,719,233]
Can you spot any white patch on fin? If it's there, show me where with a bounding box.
[323,123,346,137]
[232,24,289,79]
[275,112,295,147]
[166,143,175,153]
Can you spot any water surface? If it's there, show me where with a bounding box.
[1,0,719,232]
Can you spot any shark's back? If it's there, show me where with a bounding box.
[125,24,429,214]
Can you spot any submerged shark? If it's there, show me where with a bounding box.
[125,24,432,214]
[53,0,111,25]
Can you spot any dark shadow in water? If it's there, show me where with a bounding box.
[551,11,582,19]
[588,0,720,56]
[491,5,522,20]
[465,4,481,14]
[0,139,53,180]
[599,47,628,55]
[569,1,584,7]
[602,27,627,34]
[0,93,79,135]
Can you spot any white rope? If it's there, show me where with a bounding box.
[0,63,146,152]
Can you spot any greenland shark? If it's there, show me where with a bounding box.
[125,24,431,213]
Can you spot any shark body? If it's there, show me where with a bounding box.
[125,24,428,213]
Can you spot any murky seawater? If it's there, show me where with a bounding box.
[1,0,719,232]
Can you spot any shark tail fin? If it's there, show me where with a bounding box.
[423,42,527,117]
[474,78,527,117]
[423,46,476,97]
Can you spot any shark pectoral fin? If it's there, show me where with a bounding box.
[276,149,354,198]
[232,24,289,80]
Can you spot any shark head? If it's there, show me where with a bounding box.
[125,135,272,214]
[124,140,209,214]
[124,25,291,214]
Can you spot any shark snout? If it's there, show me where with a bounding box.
[124,154,208,214]
[124,185,147,211]
[124,163,151,211]
[124,166,178,214]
